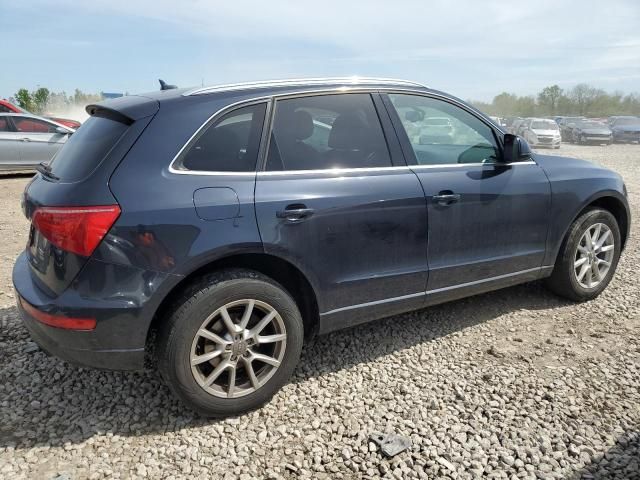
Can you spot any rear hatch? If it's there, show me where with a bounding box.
[22,95,159,296]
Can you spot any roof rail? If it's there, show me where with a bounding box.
[185,77,428,96]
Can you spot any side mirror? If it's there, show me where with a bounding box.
[55,126,71,135]
[503,134,532,163]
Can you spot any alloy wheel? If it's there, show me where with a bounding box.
[190,299,287,398]
[573,223,615,289]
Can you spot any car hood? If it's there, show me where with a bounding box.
[534,153,619,180]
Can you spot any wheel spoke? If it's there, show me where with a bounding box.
[577,245,589,255]
[592,224,602,245]
[249,310,277,337]
[227,365,237,397]
[219,306,238,334]
[592,263,601,281]
[595,229,611,248]
[239,300,255,329]
[242,356,260,389]
[600,244,614,253]
[197,329,229,345]
[597,259,611,267]
[257,333,287,344]
[251,352,281,367]
[577,263,590,282]
[204,360,230,387]
[191,349,222,365]
[574,257,588,268]
[585,266,593,287]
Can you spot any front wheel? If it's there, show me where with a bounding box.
[546,209,621,301]
[158,270,304,417]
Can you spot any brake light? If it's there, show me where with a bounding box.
[32,205,120,257]
[20,297,96,330]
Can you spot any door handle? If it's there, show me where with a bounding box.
[432,192,461,206]
[21,138,31,142]
[276,205,315,222]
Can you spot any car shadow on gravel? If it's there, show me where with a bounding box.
[571,428,640,479]
[1,281,572,450]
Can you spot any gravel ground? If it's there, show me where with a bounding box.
[0,144,638,480]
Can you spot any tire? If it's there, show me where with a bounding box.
[158,269,304,417]
[546,208,621,301]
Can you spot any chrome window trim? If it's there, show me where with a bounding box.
[184,77,428,96]
[168,86,527,176]
[320,266,551,316]
[168,96,271,176]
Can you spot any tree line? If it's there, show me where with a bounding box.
[471,84,640,118]
[12,88,103,115]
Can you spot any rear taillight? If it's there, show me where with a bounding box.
[32,205,121,257]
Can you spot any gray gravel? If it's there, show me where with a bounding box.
[1,144,639,479]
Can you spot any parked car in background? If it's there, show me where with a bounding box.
[14,78,630,417]
[509,118,526,135]
[0,99,82,130]
[0,113,74,170]
[558,116,584,141]
[521,118,561,148]
[571,120,613,145]
[609,116,640,143]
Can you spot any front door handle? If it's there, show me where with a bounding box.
[21,138,31,142]
[276,205,315,222]
[432,192,461,206]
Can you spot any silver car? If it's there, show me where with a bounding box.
[0,113,74,171]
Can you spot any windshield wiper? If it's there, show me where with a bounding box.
[36,162,60,181]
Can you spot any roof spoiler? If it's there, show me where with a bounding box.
[85,105,134,125]
[86,95,160,124]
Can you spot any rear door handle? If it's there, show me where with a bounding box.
[432,192,461,205]
[276,206,315,222]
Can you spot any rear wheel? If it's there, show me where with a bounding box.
[546,208,621,301]
[158,270,303,417]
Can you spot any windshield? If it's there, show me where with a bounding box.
[531,120,559,130]
[616,117,640,126]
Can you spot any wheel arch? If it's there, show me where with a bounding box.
[146,252,321,352]
[551,191,630,267]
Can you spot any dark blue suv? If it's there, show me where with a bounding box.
[13,78,630,416]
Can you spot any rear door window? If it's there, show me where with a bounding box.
[13,117,58,133]
[49,115,128,181]
[175,103,267,172]
[266,94,392,171]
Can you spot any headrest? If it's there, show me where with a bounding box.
[277,109,314,141]
[328,112,368,150]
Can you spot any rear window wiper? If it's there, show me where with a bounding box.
[36,162,60,181]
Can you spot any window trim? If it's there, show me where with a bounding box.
[380,92,506,167]
[261,91,396,172]
[168,97,271,176]
[168,86,523,176]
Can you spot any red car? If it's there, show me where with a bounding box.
[0,99,82,129]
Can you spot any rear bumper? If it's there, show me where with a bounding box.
[13,251,178,370]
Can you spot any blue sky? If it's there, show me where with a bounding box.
[2,0,639,101]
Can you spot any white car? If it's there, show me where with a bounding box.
[522,118,561,149]
[0,113,75,171]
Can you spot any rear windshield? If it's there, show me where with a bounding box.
[49,115,128,182]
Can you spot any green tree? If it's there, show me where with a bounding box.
[537,85,563,115]
[15,88,34,112]
[32,87,50,114]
